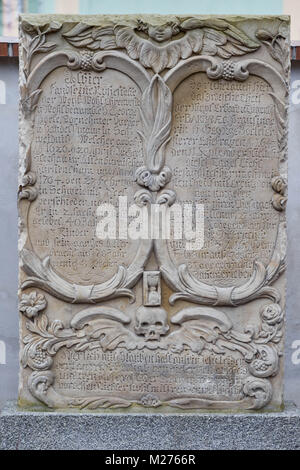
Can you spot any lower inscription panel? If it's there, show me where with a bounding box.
[55,349,248,402]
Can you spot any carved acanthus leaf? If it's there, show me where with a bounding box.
[64,18,259,73]
[23,301,282,410]
[157,220,286,306]
[135,74,172,191]
[20,248,139,303]
[22,301,283,380]
[22,305,170,371]
[165,304,282,378]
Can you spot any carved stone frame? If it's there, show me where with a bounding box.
[18,16,289,411]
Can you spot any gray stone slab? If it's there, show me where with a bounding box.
[17,14,289,414]
[1,401,300,450]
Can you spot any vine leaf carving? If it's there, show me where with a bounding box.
[19,88,42,117]
[269,92,288,161]
[64,18,259,73]
[21,305,158,371]
[256,22,289,81]
[20,20,62,116]
[256,22,289,162]
[21,21,62,78]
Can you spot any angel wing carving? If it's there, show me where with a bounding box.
[63,22,117,50]
[63,18,260,73]
[70,306,140,351]
[22,306,145,371]
[164,305,282,378]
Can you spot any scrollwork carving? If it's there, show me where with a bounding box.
[69,396,132,410]
[166,303,283,379]
[242,377,272,409]
[23,301,281,410]
[28,370,55,404]
[20,248,144,304]
[135,166,172,192]
[272,175,287,211]
[156,205,286,305]
[18,144,38,201]
[28,373,272,410]
[22,301,283,376]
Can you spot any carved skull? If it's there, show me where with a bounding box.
[135,306,169,341]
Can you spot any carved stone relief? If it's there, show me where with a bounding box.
[18,14,289,411]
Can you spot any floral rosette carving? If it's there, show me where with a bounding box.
[139,393,161,408]
[19,291,47,319]
[135,166,172,192]
[246,303,284,377]
[260,302,284,326]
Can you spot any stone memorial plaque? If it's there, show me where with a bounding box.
[18,14,289,411]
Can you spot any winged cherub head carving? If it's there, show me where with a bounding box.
[64,17,260,73]
[136,19,180,43]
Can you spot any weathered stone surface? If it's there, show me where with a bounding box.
[18,14,289,412]
[1,402,300,450]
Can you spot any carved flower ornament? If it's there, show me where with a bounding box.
[19,291,47,319]
[260,303,283,326]
[22,20,62,36]
[140,393,161,407]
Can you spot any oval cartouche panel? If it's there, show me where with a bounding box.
[29,67,143,284]
[166,73,280,287]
